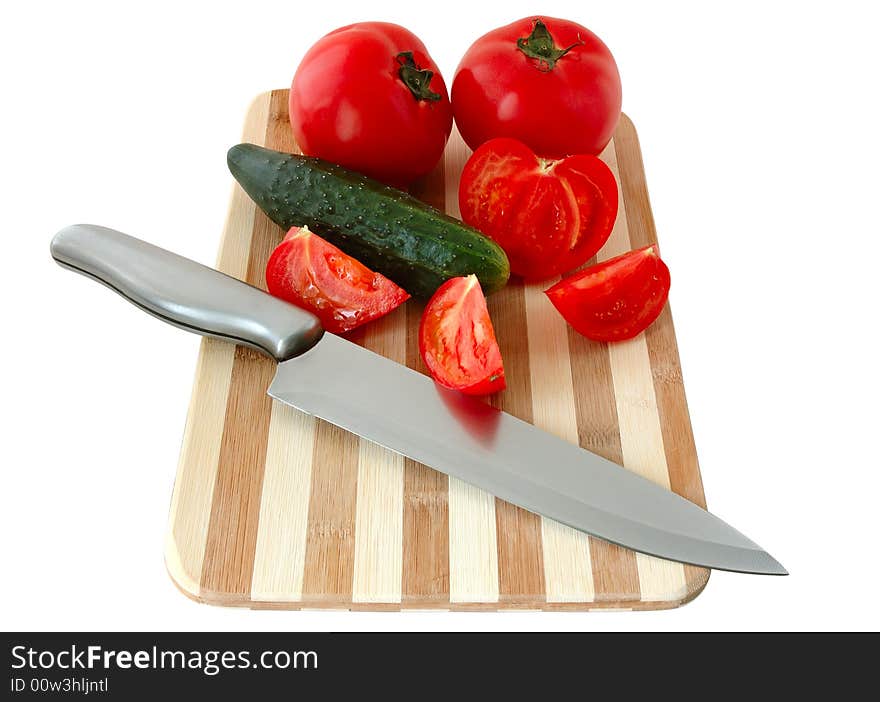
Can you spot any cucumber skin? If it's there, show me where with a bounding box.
[227,143,509,298]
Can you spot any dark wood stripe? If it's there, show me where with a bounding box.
[402,298,450,602]
[565,251,641,601]
[200,346,275,600]
[487,282,546,602]
[300,321,364,602]
[300,319,367,603]
[200,91,288,599]
[301,419,360,602]
[613,114,710,594]
[399,164,451,604]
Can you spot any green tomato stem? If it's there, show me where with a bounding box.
[397,51,441,102]
[516,19,583,71]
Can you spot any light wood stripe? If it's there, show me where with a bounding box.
[250,402,316,601]
[524,281,594,602]
[613,115,710,599]
[609,337,687,600]
[216,93,271,274]
[166,340,236,595]
[247,93,317,604]
[571,140,644,602]
[447,478,499,603]
[601,138,687,601]
[442,128,500,604]
[165,92,270,596]
[352,306,406,603]
[487,285,546,603]
[565,288,641,601]
[402,164,450,604]
[442,127,469,220]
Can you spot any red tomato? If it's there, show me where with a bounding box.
[452,16,622,157]
[459,137,618,280]
[545,246,670,342]
[289,22,453,186]
[419,275,506,395]
[266,227,410,334]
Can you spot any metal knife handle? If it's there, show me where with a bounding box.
[50,224,324,361]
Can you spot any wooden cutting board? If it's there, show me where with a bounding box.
[165,89,710,611]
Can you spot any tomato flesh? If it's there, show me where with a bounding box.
[419,275,505,396]
[545,246,670,342]
[459,137,617,280]
[266,227,410,334]
[289,22,452,186]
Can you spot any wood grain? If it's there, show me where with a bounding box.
[524,281,594,603]
[486,282,546,604]
[399,161,452,605]
[165,92,269,596]
[165,92,710,610]
[352,307,406,604]
[443,129,500,604]
[402,299,450,605]
[199,91,289,600]
[250,401,315,602]
[565,306,641,602]
[199,345,274,600]
[300,420,359,603]
[599,137,687,601]
[165,339,235,596]
[613,114,710,599]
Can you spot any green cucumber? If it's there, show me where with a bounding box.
[227,143,509,298]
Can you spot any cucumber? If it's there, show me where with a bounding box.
[227,143,509,298]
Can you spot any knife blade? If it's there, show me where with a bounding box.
[51,224,786,576]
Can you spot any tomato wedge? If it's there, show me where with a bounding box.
[419,275,505,395]
[266,226,410,334]
[545,246,670,342]
[459,137,617,281]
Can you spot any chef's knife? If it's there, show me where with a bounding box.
[51,224,786,576]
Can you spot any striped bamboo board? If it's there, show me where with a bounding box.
[165,89,710,611]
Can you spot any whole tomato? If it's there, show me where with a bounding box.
[452,17,622,157]
[289,22,453,187]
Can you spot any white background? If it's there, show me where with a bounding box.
[2,0,878,632]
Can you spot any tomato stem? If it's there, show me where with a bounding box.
[516,18,583,71]
[396,51,441,102]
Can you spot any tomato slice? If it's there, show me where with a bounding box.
[545,246,670,342]
[266,226,410,334]
[419,275,506,395]
[459,137,617,281]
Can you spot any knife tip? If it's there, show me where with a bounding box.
[757,551,789,576]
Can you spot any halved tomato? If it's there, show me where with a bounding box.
[459,137,617,281]
[545,245,670,342]
[419,275,505,395]
[266,226,410,334]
